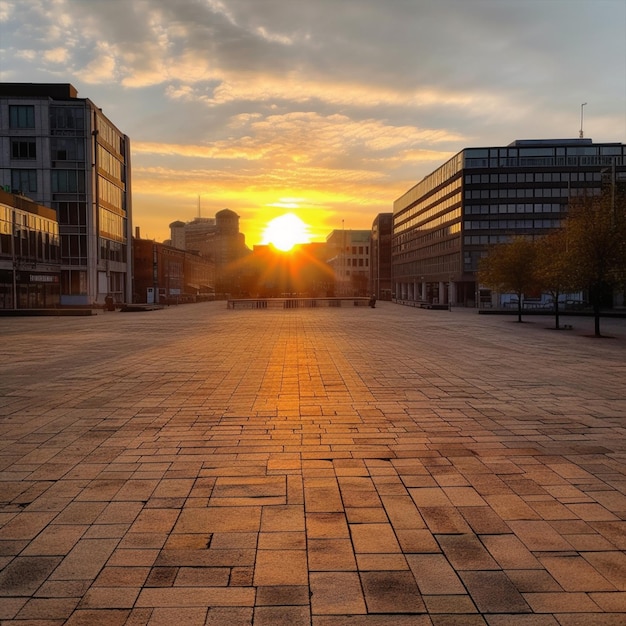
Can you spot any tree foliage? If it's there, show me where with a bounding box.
[478,237,538,322]
[534,228,576,330]
[565,183,626,336]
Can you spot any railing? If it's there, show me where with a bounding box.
[227,297,371,309]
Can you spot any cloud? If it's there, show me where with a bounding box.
[43,47,70,64]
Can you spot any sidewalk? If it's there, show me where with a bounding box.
[1,302,626,625]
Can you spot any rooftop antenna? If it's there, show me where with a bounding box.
[579,102,587,139]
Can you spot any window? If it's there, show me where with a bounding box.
[61,270,87,295]
[9,105,35,128]
[51,138,84,161]
[49,106,85,132]
[61,234,87,264]
[11,169,37,193]
[51,170,85,193]
[11,140,36,159]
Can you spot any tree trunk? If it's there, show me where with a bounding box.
[517,295,523,323]
[554,298,560,330]
[594,302,602,337]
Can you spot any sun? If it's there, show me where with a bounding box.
[261,213,311,251]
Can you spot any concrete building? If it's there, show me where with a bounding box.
[0,189,61,309]
[393,138,626,307]
[326,229,370,296]
[0,83,133,306]
[370,213,393,300]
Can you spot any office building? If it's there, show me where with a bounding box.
[370,213,393,300]
[0,83,132,306]
[0,189,61,309]
[393,138,626,307]
[326,229,370,296]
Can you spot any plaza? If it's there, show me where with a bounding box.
[1,302,626,625]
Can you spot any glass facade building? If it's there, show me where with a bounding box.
[0,83,132,306]
[370,213,393,300]
[0,189,61,309]
[393,139,626,307]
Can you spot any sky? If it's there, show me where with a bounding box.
[1,0,626,247]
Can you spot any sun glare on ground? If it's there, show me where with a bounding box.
[261,213,312,251]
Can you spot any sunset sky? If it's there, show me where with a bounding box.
[1,0,626,247]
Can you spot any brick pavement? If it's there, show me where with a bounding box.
[1,302,626,625]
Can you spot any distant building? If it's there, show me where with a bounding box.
[326,229,370,296]
[393,138,626,307]
[370,213,393,300]
[247,242,334,297]
[170,217,216,255]
[133,231,214,304]
[0,83,133,305]
[168,208,249,296]
[0,189,61,309]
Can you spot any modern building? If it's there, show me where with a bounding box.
[0,189,61,309]
[393,138,626,307]
[370,213,393,300]
[0,83,132,306]
[326,229,370,296]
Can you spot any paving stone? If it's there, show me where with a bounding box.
[460,571,531,613]
[0,557,62,595]
[481,534,541,570]
[256,585,310,606]
[308,538,357,570]
[422,594,477,614]
[254,549,308,586]
[15,597,79,619]
[306,512,350,538]
[64,608,131,625]
[360,571,426,613]
[504,569,563,593]
[436,534,500,570]
[538,555,615,592]
[204,606,253,625]
[309,572,366,615]
[485,616,559,625]
[406,554,465,595]
[522,592,601,613]
[349,523,401,553]
[507,520,574,552]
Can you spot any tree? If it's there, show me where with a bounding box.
[478,237,538,322]
[565,183,626,337]
[534,228,577,330]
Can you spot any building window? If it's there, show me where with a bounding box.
[9,105,35,128]
[61,270,87,295]
[51,138,84,161]
[11,169,37,193]
[51,170,85,193]
[61,234,87,264]
[49,106,85,132]
[11,140,36,159]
